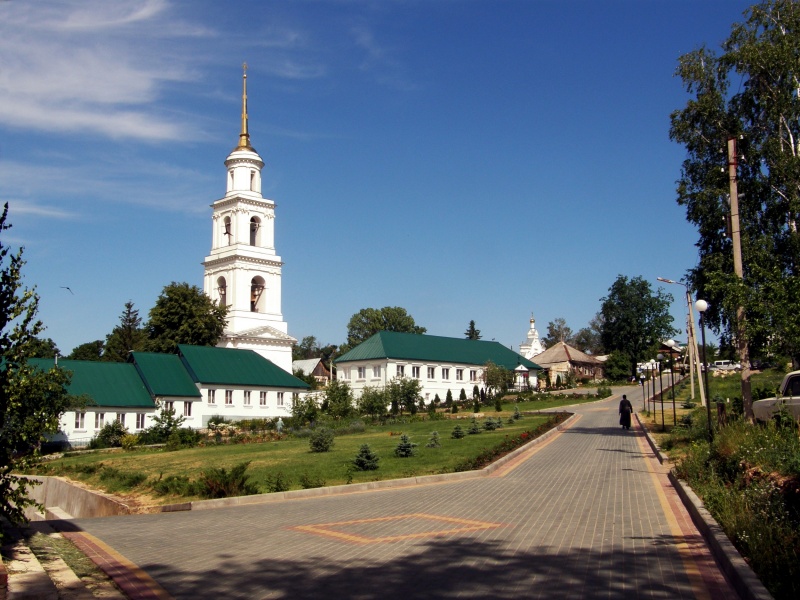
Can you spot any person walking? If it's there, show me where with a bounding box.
[619,394,633,430]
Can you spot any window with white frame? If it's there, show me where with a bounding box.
[372,366,381,378]
[412,366,421,379]
[442,367,450,380]
[244,391,251,406]
[225,390,233,405]
[357,367,366,379]
[470,370,477,382]
[277,392,284,406]
[397,365,405,377]
[183,402,192,417]
[427,367,435,379]
[95,412,105,429]
[75,412,86,429]
[456,369,464,381]
[260,391,267,406]
[136,413,145,430]
[117,413,125,427]
[208,389,216,404]
[165,401,174,413]
[293,393,299,403]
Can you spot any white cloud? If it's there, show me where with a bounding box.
[9,202,76,220]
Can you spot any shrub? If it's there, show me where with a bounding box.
[265,471,291,493]
[426,431,441,448]
[309,428,335,453]
[394,434,417,458]
[89,420,129,449]
[494,397,503,412]
[460,388,467,402]
[299,472,326,489]
[152,474,200,497]
[473,399,481,413]
[98,466,147,490]
[451,403,459,414]
[513,405,522,420]
[352,444,380,471]
[120,434,139,451]
[199,461,259,498]
[596,385,613,399]
[165,427,201,451]
[451,425,465,439]
[483,417,500,431]
[445,389,453,407]
[468,418,482,435]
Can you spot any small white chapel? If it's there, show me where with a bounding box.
[202,66,296,373]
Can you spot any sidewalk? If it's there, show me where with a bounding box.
[10,396,766,599]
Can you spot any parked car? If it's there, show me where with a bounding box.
[752,370,800,422]
[713,360,742,371]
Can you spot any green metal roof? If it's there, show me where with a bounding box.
[130,352,201,398]
[29,359,155,409]
[335,332,542,370]
[177,344,310,388]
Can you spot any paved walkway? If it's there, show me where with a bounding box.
[61,395,738,599]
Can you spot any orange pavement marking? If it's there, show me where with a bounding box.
[290,513,504,544]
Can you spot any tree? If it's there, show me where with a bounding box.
[356,386,388,420]
[292,336,319,362]
[26,337,59,358]
[600,275,677,378]
[386,376,422,415]
[572,313,605,355]
[146,282,228,354]
[104,301,147,362]
[482,361,514,397]
[321,379,354,419]
[603,351,632,382]
[670,1,800,376]
[542,318,573,348]
[68,340,104,361]
[464,320,481,340]
[341,307,426,354]
[0,205,72,529]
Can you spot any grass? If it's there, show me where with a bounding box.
[31,400,585,505]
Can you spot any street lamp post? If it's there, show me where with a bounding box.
[666,339,677,426]
[657,353,665,431]
[696,299,713,441]
[639,373,646,410]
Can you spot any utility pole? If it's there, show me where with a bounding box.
[727,136,753,420]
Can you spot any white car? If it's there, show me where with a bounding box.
[752,371,800,422]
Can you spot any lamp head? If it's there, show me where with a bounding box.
[695,299,708,313]
[666,339,675,348]
[657,353,664,361]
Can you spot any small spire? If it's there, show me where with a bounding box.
[236,62,252,150]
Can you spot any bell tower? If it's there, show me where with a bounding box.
[202,64,295,372]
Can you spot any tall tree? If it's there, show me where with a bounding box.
[146,282,228,354]
[542,318,573,348]
[0,205,72,530]
[670,0,800,369]
[572,313,605,355]
[600,275,677,377]
[104,301,147,362]
[292,335,320,362]
[464,320,482,340]
[68,340,104,361]
[26,337,59,358]
[341,307,426,354]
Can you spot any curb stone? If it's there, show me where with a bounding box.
[635,413,774,600]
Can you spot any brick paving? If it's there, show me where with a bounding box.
[64,396,740,599]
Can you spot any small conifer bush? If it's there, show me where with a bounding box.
[473,399,481,413]
[394,433,417,457]
[468,418,482,434]
[426,431,441,448]
[483,417,499,431]
[451,425,465,439]
[353,444,380,470]
[513,405,522,420]
[309,428,335,453]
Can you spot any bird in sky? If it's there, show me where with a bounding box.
[60,287,74,295]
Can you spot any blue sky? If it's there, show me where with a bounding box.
[0,0,750,356]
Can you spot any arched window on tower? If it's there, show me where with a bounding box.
[250,277,265,312]
[217,277,227,307]
[223,217,232,245]
[250,170,256,191]
[228,169,234,191]
[250,217,261,246]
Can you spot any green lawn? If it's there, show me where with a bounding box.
[34,397,596,505]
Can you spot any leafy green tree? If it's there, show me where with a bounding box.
[464,320,481,340]
[386,376,422,415]
[572,313,605,355]
[291,395,319,426]
[322,379,354,419]
[542,318,573,348]
[103,301,147,362]
[482,361,514,396]
[146,282,228,354]
[603,351,632,382]
[340,307,426,354]
[292,336,319,361]
[670,0,800,367]
[292,369,318,390]
[0,205,72,529]
[68,340,104,361]
[600,275,676,378]
[26,337,59,358]
[357,386,388,420]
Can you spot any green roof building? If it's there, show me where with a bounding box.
[334,331,541,402]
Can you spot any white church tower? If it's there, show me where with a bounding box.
[519,313,545,360]
[203,65,295,372]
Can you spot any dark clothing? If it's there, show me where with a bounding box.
[619,398,633,429]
